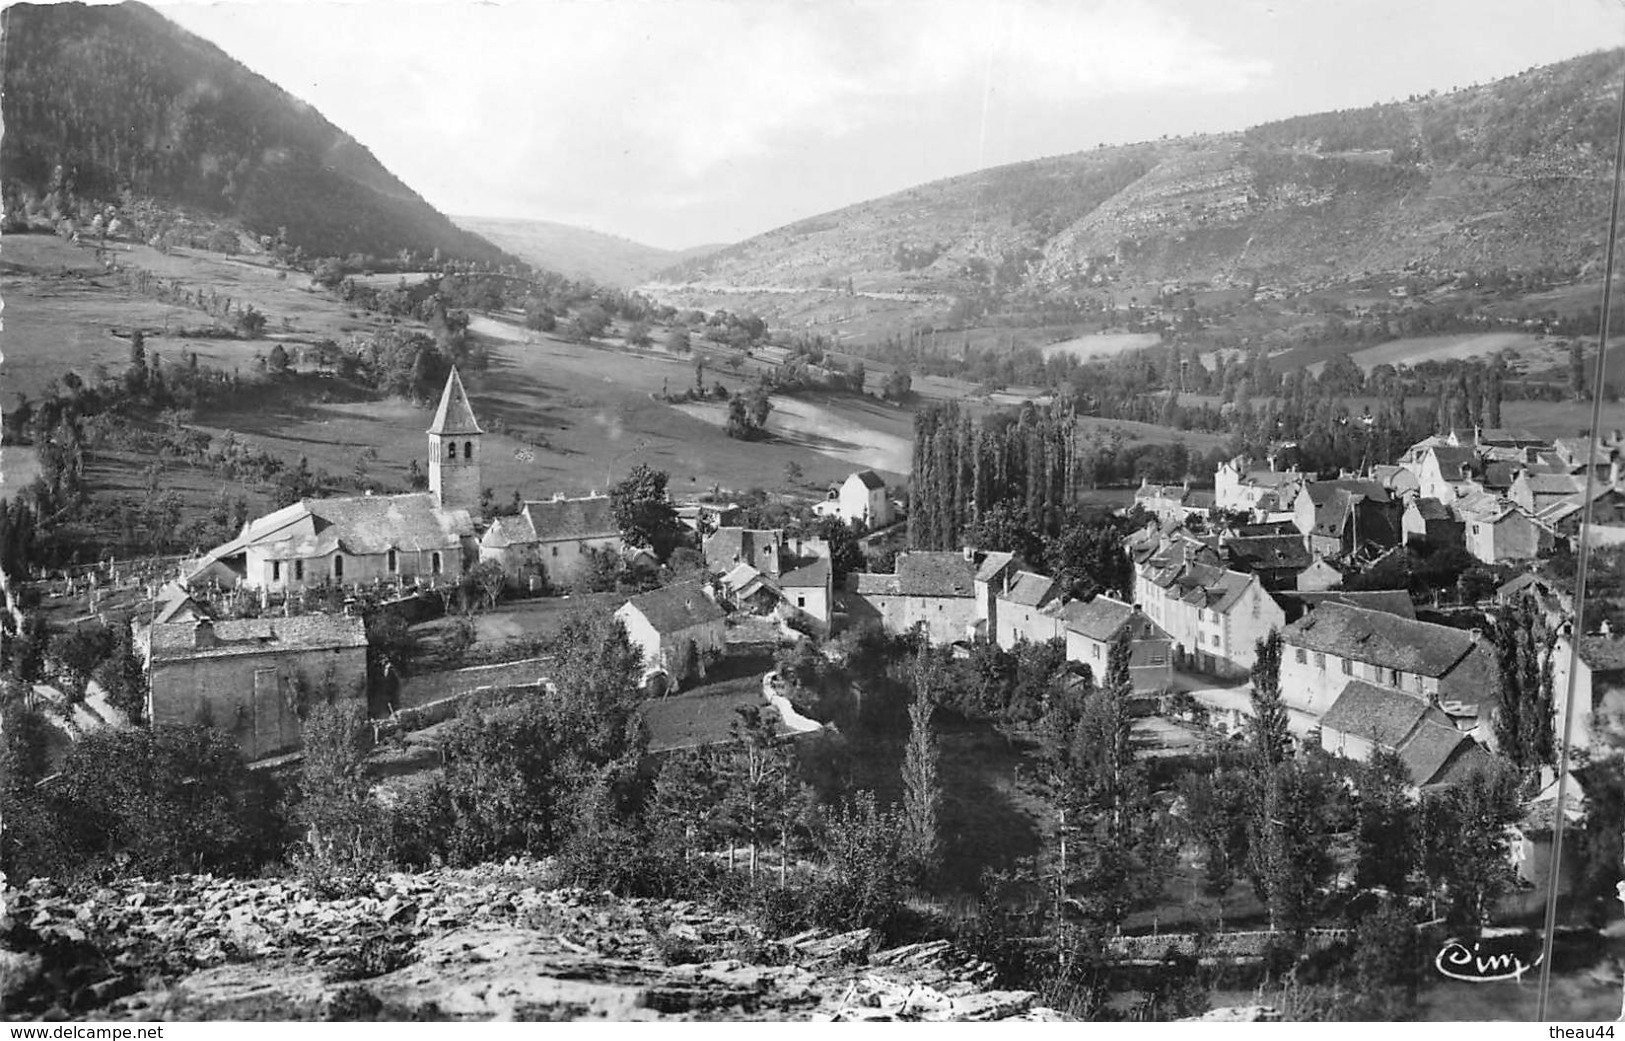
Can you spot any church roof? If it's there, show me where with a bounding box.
[427,367,483,436]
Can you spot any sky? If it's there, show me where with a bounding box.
[148,0,1625,251]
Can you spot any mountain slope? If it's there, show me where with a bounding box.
[658,49,1624,307]
[453,215,723,288]
[0,1,513,265]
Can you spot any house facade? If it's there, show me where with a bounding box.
[1136,557,1284,678]
[1278,601,1500,739]
[847,551,982,645]
[479,495,623,591]
[143,614,368,762]
[1061,595,1174,693]
[779,557,833,636]
[614,581,727,687]
[816,470,894,527]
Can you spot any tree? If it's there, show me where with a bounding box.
[811,790,908,932]
[882,367,913,402]
[726,396,756,440]
[297,698,385,869]
[1571,340,1587,400]
[569,304,611,341]
[719,705,804,882]
[666,326,692,354]
[468,558,507,610]
[816,516,866,585]
[1249,629,1291,766]
[1494,592,1556,771]
[901,648,944,880]
[1419,760,1521,933]
[267,343,290,374]
[625,320,653,348]
[609,463,684,560]
[1355,749,1419,893]
[48,623,114,699]
[783,460,804,485]
[1247,757,1337,940]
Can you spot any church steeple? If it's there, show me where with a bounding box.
[428,367,482,512]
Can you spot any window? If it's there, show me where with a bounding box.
[1211,634,1221,647]
[1092,644,1101,660]
[551,546,559,557]
[1314,652,1325,670]
[447,442,456,460]
[294,560,304,582]
[387,548,397,573]
[1295,648,1306,664]
[1341,658,1352,676]
[797,596,806,608]
[1389,668,1401,687]
[1252,597,1260,619]
[333,554,344,580]
[463,440,472,460]
[431,551,443,575]
[271,560,281,582]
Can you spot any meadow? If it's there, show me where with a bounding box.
[1040,331,1162,362]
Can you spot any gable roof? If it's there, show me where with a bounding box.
[1284,601,1478,677]
[1518,472,1586,497]
[1398,721,1488,787]
[1001,570,1060,608]
[619,581,725,633]
[149,613,368,662]
[1063,595,1138,642]
[974,550,1018,583]
[524,496,618,542]
[852,551,976,598]
[480,513,537,549]
[1320,680,1437,747]
[1278,589,1416,621]
[1225,535,1312,572]
[1426,445,1481,477]
[1409,497,1453,521]
[427,367,483,436]
[236,494,473,563]
[779,557,831,588]
[849,469,887,491]
[704,527,783,567]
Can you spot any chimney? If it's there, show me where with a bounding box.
[193,617,217,649]
[1469,627,1482,644]
[962,545,975,563]
[1603,618,1614,638]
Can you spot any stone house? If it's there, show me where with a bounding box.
[142,614,368,762]
[1455,491,1547,564]
[1278,601,1500,739]
[615,581,727,688]
[779,557,833,636]
[1293,480,1401,560]
[1213,456,1306,516]
[1295,558,1344,592]
[478,495,623,591]
[847,550,982,646]
[815,470,894,527]
[993,571,1064,650]
[1135,557,1284,678]
[1060,595,1173,693]
[703,527,787,578]
[1510,471,1586,517]
[1317,680,1491,787]
[1223,534,1311,590]
[1401,496,1463,549]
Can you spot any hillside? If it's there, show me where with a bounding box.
[454,215,723,289]
[2,862,1058,1022]
[657,49,1624,312]
[0,1,513,265]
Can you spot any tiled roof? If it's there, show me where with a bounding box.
[480,513,536,549]
[1280,590,1415,620]
[1481,461,1519,490]
[1398,721,1486,787]
[1187,490,1215,509]
[779,557,831,588]
[1410,497,1453,521]
[1002,571,1059,608]
[619,581,725,633]
[1428,445,1481,476]
[974,551,1018,583]
[524,496,618,542]
[1226,535,1311,571]
[1521,473,1585,495]
[850,470,887,490]
[264,494,474,558]
[895,552,976,597]
[1284,602,1478,677]
[1307,479,1391,505]
[1454,490,1517,523]
[722,562,763,592]
[1320,680,1436,747]
[1478,428,1544,446]
[1063,595,1136,642]
[149,614,368,661]
[427,367,483,436]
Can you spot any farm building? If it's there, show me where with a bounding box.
[615,581,727,688]
[478,494,622,591]
[141,614,368,762]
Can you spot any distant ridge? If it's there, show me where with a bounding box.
[1,1,515,265]
[657,48,1625,311]
[454,214,725,289]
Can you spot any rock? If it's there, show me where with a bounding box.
[0,949,44,1005]
[947,989,1035,1022]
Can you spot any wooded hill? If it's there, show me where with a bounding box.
[659,49,1625,314]
[0,1,513,265]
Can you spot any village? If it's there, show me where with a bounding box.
[6,362,1619,918]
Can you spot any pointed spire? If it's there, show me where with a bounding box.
[428,367,483,436]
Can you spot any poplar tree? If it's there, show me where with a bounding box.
[901,648,943,880]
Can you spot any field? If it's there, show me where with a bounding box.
[1040,331,1162,362]
[1345,331,1565,373]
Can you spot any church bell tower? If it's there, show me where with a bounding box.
[427,367,483,512]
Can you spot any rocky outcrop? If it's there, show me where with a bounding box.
[1,860,1061,1022]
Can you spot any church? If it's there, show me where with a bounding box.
[184,368,495,593]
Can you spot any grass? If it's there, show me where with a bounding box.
[1041,332,1162,362]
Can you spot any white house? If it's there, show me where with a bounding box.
[815,470,894,528]
[1136,556,1284,678]
[614,580,727,689]
[779,557,833,636]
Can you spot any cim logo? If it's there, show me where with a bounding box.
[1435,936,1542,983]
